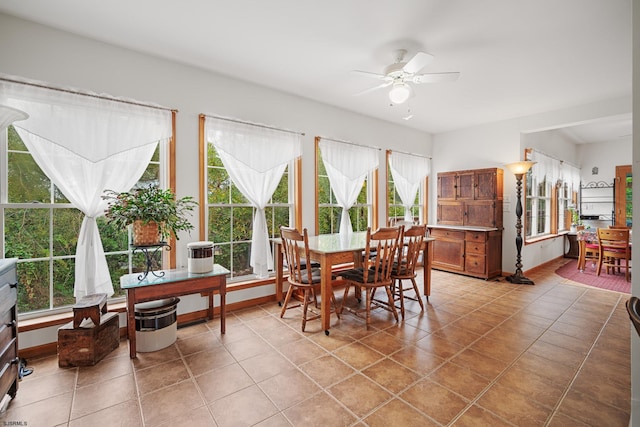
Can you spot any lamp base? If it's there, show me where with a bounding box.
[506,273,535,285]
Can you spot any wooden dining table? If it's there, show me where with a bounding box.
[273,231,435,334]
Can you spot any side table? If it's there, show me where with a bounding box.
[564,232,579,258]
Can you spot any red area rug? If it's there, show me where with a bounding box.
[555,259,630,293]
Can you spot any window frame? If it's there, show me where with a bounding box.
[314,136,378,235]
[2,112,175,320]
[385,150,428,226]
[198,114,301,282]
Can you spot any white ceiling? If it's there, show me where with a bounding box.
[0,0,632,141]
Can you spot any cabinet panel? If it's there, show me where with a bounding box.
[432,238,465,271]
[457,172,474,199]
[474,169,498,200]
[465,201,498,228]
[438,173,458,200]
[437,201,464,225]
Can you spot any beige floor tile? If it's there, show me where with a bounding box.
[364,398,438,426]
[283,391,356,426]
[209,384,279,427]
[400,378,469,425]
[140,379,205,426]
[328,373,392,417]
[6,260,632,426]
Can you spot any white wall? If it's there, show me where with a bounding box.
[0,11,634,351]
[579,138,633,183]
[433,99,631,275]
[0,12,435,348]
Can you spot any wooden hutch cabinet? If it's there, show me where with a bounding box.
[430,167,503,280]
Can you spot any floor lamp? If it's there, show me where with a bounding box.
[505,161,536,285]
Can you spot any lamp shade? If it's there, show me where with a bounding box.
[505,161,536,175]
[388,83,412,104]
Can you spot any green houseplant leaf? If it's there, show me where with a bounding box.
[102,185,198,242]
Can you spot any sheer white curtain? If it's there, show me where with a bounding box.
[0,105,28,130]
[318,138,379,235]
[388,152,430,222]
[206,118,301,278]
[1,79,172,298]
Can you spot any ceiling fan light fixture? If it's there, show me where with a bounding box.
[388,83,411,104]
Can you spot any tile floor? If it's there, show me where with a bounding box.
[0,258,632,426]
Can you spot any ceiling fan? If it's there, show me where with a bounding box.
[353,49,460,104]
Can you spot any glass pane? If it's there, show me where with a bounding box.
[230,183,248,204]
[106,253,131,298]
[266,206,290,238]
[210,206,231,243]
[17,260,50,313]
[318,206,339,234]
[7,151,51,203]
[208,167,230,204]
[4,208,50,259]
[232,207,253,241]
[232,242,252,277]
[53,258,75,308]
[52,208,83,256]
[318,176,331,204]
[537,199,547,234]
[216,243,231,273]
[271,169,289,203]
[7,125,27,151]
[97,216,129,252]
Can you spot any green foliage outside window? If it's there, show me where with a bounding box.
[3,125,161,314]
[206,144,291,279]
[317,146,369,234]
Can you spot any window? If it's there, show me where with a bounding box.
[386,151,429,225]
[205,144,295,279]
[524,149,580,241]
[201,115,300,281]
[315,137,378,235]
[1,126,168,317]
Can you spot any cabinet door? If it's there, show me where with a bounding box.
[474,169,497,200]
[457,172,474,199]
[465,201,497,227]
[432,237,465,272]
[437,201,464,225]
[438,173,457,199]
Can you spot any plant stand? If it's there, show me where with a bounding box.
[132,243,170,281]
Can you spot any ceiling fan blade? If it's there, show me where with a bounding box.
[352,81,392,96]
[352,70,389,80]
[402,52,434,74]
[412,72,460,84]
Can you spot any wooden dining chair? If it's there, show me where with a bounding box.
[596,227,631,282]
[390,224,426,318]
[577,229,599,271]
[340,227,401,329]
[279,227,340,331]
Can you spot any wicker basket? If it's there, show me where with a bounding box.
[132,220,161,246]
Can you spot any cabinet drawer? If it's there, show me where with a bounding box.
[465,241,486,255]
[465,231,487,243]
[430,229,465,240]
[465,253,487,275]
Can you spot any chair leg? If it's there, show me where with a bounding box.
[410,278,425,312]
[365,288,373,329]
[301,288,311,332]
[396,279,406,319]
[280,284,296,318]
[596,253,603,276]
[384,286,399,322]
[330,291,341,320]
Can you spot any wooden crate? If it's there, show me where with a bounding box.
[57,312,119,367]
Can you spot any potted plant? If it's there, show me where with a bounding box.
[568,206,582,231]
[102,185,198,245]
